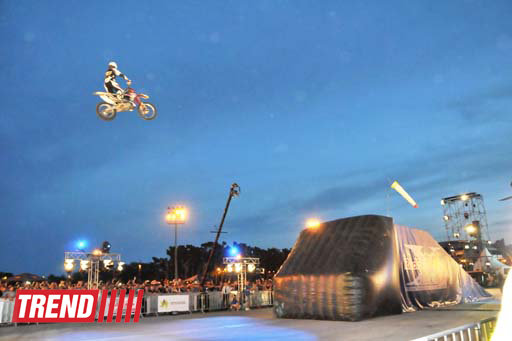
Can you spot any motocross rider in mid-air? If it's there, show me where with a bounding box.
[104,61,135,106]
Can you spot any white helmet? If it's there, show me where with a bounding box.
[108,61,118,69]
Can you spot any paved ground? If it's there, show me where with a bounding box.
[0,304,499,341]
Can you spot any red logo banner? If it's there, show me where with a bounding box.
[12,289,143,323]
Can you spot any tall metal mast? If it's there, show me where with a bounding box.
[200,183,240,286]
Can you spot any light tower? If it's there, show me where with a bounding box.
[64,248,122,289]
[224,255,259,308]
[441,192,490,245]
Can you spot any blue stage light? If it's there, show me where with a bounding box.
[229,246,239,256]
[77,240,87,250]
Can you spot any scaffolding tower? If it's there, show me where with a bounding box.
[441,192,490,243]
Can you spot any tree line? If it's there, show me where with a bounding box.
[13,242,290,283]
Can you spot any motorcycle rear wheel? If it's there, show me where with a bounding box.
[96,102,117,121]
[138,102,157,120]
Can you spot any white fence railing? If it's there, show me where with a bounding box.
[0,300,15,324]
[412,317,496,341]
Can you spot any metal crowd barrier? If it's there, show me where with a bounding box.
[0,290,274,325]
[142,290,274,315]
[412,317,497,341]
[0,299,15,325]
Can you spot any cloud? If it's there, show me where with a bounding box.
[446,82,512,122]
[230,133,512,242]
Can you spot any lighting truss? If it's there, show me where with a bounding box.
[64,251,122,289]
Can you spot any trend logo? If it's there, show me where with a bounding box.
[12,289,144,323]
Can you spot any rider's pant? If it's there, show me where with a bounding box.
[104,81,122,94]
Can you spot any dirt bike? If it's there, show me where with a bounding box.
[93,81,157,121]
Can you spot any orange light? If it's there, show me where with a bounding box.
[166,206,187,224]
[165,213,174,222]
[305,219,321,230]
[465,224,477,235]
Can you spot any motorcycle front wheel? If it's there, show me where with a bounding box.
[96,102,117,121]
[138,102,157,120]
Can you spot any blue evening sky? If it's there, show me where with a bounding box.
[1,0,511,275]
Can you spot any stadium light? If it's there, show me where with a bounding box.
[117,262,125,271]
[235,263,242,273]
[165,206,187,224]
[166,205,188,280]
[92,249,102,256]
[248,264,256,272]
[227,264,233,272]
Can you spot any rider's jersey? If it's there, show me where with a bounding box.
[104,67,127,84]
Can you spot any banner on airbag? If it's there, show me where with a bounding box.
[395,225,489,311]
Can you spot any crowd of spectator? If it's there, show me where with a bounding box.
[0,278,274,302]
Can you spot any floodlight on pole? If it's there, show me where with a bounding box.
[166,205,187,281]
